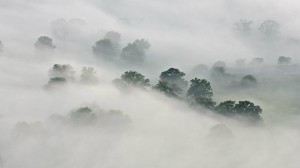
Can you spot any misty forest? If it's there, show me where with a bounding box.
[0,0,300,168]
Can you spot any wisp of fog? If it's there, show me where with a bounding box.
[0,0,300,168]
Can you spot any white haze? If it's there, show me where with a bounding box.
[0,0,300,167]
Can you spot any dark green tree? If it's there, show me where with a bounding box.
[160,68,188,90]
[114,71,150,89]
[234,101,262,120]
[195,97,216,110]
[35,36,55,51]
[120,39,150,64]
[187,78,213,98]
[153,81,182,97]
[215,100,236,116]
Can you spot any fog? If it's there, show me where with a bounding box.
[0,0,300,167]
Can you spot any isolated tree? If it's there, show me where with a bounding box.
[153,81,182,97]
[234,101,262,120]
[93,39,117,59]
[195,97,216,110]
[241,75,257,87]
[160,68,188,90]
[187,78,213,98]
[215,100,236,116]
[258,20,280,38]
[120,39,150,64]
[114,71,150,89]
[48,64,75,81]
[80,67,98,84]
[234,19,253,35]
[278,56,291,65]
[35,36,55,51]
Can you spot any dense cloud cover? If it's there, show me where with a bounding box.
[0,0,300,167]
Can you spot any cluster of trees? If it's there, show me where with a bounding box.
[33,31,151,65]
[45,64,98,88]
[235,19,280,39]
[114,68,263,122]
[93,32,151,64]
[67,106,131,127]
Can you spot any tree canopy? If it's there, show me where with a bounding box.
[48,64,75,81]
[80,67,99,84]
[114,71,150,89]
[120,39,150,64]
[187,78,213,98]
[153,81,182,97]
[35,36,55,51]
[159,68,188,90]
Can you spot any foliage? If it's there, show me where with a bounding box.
[187,78,213,98]
[195,97,216,110]
[49,64,75,81]
[241,75,257,87]
[153,81,182,97]
[278,56,291,65]
[215,100,236,116]
[160,68,188,89]
[92,39,117,59]
[120,39,150,64]
[234,101,262,120]
[258,20,280,38]
[80,67,98,84]
[35,36,55,51]
[114,71,150,89]
[70,107,97,125]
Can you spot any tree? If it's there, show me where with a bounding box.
[120,39,150,64]
[187,78,213,98]
[48,64,75,81]
[80,67,99,84]
[258,20,280,38]
[160,68,188,90]
[114,71,150,89]
[215,100,236,116]
[241,75,257,87]
[234,19,253,35]
[35,36,55,51]
[278,56,291,65]
[153,81,182,97]
[195,97,216,110]
[92,39,117,60]
[70,107,97,125]
[234,101,262,120]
